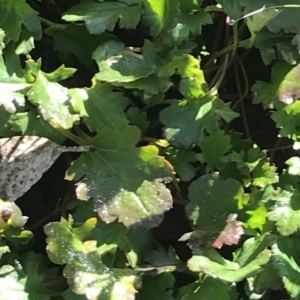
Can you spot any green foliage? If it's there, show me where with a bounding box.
[1,0,300,299]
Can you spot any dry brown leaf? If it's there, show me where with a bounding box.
[0,136,93,202]
[212,214,244,249]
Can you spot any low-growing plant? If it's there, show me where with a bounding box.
[1,0,300,299]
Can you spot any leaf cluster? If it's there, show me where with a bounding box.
[1,0,300,299]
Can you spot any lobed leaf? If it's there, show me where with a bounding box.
[45,217,139,300]
[187,242,270,282]
[63,2,141,35]
[177,277,231,300]
[0,0,41,42]
[66,126,174,228]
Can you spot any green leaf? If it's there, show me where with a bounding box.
[215,102,240,122]
[127,107,149,132]
[9,111,66,143]
[142,0,178,38]
[66,126,174,228]
[252,161,278,187]
[0,29,30,114]
[162,54,207,98]
[165,147,197,182]
[72,199,129,256]
[177,277,231,300]
[145,247,180,267]
[46,25,115,67]
[254,29,299,65]
[246,203,268,231]
[244,7,280,45]
[252,262,282,294]
[187,241,270,282]
[234,234,276,266]
[0,252,58,300]
[267,188,300,236]
[160,96,224,149]
[63,288,87,300]
[27,64,79,129]
[82,81,129,132]
[126,227,152,267]
[0,0,41,42]
[272,101,300,142]
[45,217,140,300]
[271,237,300,298]
[136,273,174,300]
[265,2,300,34]
[186,173,245,231]
[221,147,274,187]
[0,265,29,300]
[63,2,141,35]
[216,0,243,20]
[252,61,300,108]
[199,130,231,172]
[94,40,159,83]
[285,156,300,175]
[171,10,213,44]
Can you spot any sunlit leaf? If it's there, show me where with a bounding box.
[142,0,178,38]
[267,188,300,236]
[66,126,174,228]
[27,64,79,129]
[45,217,140,300]
[187,240,271,282]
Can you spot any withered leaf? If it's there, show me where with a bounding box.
[211,214,244,249]
[0,136,93,202]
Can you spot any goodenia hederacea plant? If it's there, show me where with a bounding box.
[66,126,174,229]
[45,216,140,300]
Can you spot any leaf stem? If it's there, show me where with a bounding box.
[39,16,67,29]
[203,38,250,70]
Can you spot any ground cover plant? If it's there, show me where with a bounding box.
[1,0,300,299]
